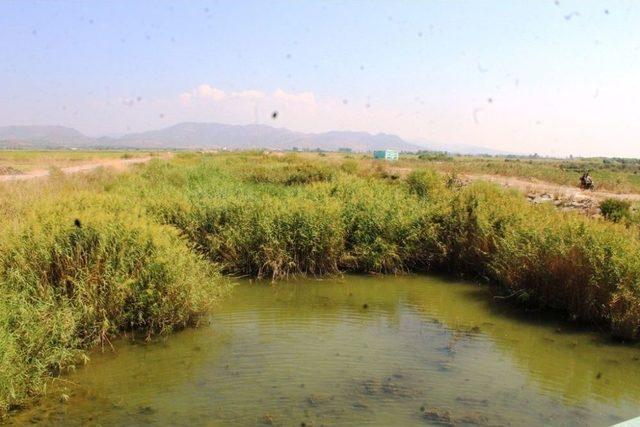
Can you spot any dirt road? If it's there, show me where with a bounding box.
[465,173,640,202]
[386,165,639,215]
[0,155,164,182]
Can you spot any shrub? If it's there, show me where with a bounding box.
[406,169,446,200]
[244,160,335,186]
[600,198,631,223]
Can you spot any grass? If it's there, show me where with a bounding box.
[600,198,632,223]
[2,150,640,417]
[0,150,154,173]
[0,166,226,415]
[399,154,640,194]
[145,153,640,341]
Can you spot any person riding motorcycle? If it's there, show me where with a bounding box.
[580,170,594,190]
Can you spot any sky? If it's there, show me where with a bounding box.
[1,1,640,157]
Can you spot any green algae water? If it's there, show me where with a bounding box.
[9,275,640,426]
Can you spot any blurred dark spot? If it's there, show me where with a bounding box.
[564,11,579,20]
[362,303,369,309]
[136,96,142,102]
[604,9,609,14]
[487,97,493,103]
[271,111,278,120]
[360,65,364,70]
[286,53,291,59]
[418,32,423,37]
[596,372,602,379]
[88,19,94,24]
[31,29,37,35]
[342,99,348,105]
[365,103,371,109]
[159,113,165,119]
[74,219,82,228]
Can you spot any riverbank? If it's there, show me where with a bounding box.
[2,151,640,418]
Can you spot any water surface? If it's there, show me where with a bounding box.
[10,275,640,426]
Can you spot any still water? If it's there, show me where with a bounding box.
[9,275,640,426]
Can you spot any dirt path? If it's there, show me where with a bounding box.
[0,155,168,182]
[387,166,640,215]
[464,173,640,202]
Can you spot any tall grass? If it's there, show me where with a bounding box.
[144,153,640,341]
[0,172,225,415]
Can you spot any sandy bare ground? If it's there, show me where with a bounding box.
[0,155,168,182]
[464,173,640,203]
[386,165,640,204]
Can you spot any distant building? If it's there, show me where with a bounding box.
[373,149,399,161]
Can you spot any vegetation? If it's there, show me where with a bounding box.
[146,153,640,342]
[396,154,640,194]
[600,198,631,223]
[3,150,640,417]
[0,150,152,173]
[0,168,226,415]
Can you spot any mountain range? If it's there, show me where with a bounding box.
[0,122,506,154]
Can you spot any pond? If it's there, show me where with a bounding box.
[9,275,640,426]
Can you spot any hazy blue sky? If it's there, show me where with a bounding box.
[1,1,639,156]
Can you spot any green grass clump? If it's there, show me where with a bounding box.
[406,169,446,200]
[157,197,344,279]
[600,198,631,223]
[243,156,335,185]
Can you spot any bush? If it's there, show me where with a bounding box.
[600,198,631,223]
[406,169,446,200]
[245,160,334,185]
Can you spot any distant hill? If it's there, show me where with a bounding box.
[112,123,424,152]
[1,123,511,154]
[0,125,93,148]
[0,123,425,152]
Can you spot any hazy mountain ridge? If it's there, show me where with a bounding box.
[0,125,94,148]
[0,123,503,154]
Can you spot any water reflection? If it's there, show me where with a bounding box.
[8,275,639,426]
